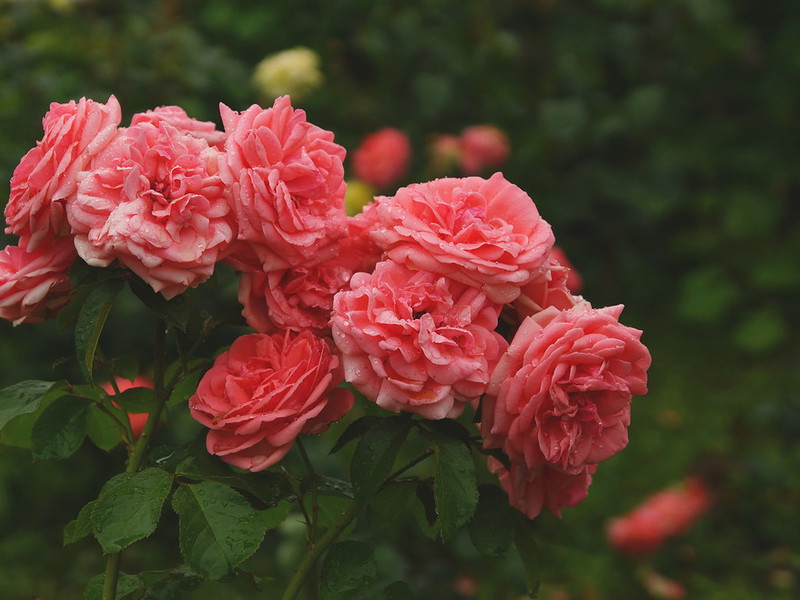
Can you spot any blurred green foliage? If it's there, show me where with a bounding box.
[0,0,798,598]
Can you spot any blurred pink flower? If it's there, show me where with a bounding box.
[67,121,233,299]
[5,96,121,250]
[220,96,347,271]
[331,260,507,420]
[189,331,353,471]
[372,173,554,304]
[428,134,461,174]
[352,127,411,189]
[459,125,510,175]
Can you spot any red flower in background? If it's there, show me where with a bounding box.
[459,125,510,175]
[100,376,153,440]
[607,477,711,556]
[352,127,411,189]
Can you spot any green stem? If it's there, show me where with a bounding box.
[102,319,168,600]
[280,500,360,600]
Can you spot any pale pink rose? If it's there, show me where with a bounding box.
[331,260,508,420]
[512,252,585,321]
[481,304,651,475]
[351,127,411,189]
[219,96,347,271]
[100,375,153,440]
[67,121,234,299]
[5,96,122,250]
[459,125,510,175]
[607,477,711,556]
[131,105,226,148]
[0,235,76,325]
[489,457,596,519]
[372,173,555,303]
[189,331,354,472]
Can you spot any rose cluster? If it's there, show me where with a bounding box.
[1,94,651,518]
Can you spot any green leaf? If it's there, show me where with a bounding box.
[422,419,472,444]
[0,380,61,430]
[129,275,190,331]
[374,581,416,600]
[31,395,92,460]
[328,415,380,454]
[368,482,415,534]
[86,405,124,451]
[425,432,478,541]
[112,387,157,413]
[64,500,96,545]
[469,484,515,556]
[318,540,378,600]
[514,515,541,598]
[91,468,173,554]
[84,571,144,600]
[413,480,439,540]
[171,481,266,579]
[167,362,204,407]
[75,279,123,383]
[259,499,293,530]
[140,568,202,599]
[350,416,412,504]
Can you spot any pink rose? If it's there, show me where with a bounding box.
[372,173,555,303]
[352,127,411,189]
[0,235,76,325]
[219,96,347,271]
[131,105,226,148]
[607,477,711,556]
[549,245,583,293]
[100,376,153,440]
[481,304,651,475]
[459,125,510,175]
[489,457,596,519]
[5,96,121,250]
[331,260,508,420]
[189,331,354,471]
[512,252,585,321]
[67,121,234,299]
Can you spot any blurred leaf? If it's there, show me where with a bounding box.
[469,484,515,556]
[129,275,190,332]
[678,267,739,323]
[92,468,173,554]
[31,395,92,460]
[329,415,381,454]
[374,581,416,600]
[318,540,378,600]
[84,571,143,600]
[75,278,123,383]
[0,380,61,430]
[733,307,787,353]
[514,515,541,598]
[172,481,266,579]
[351,416,412,505]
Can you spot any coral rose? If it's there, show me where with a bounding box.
[100,376,153,440]
[189,331,354,471]
[512,251,585,321]
[130,105,226,148]
[0,235,76,325]
[351,127,411,189]
[219,96,347,271]
[5,96,121,250]
[549,245,583,294]
[488,456,596,519]
[481,304,651,475]
[67,121,234,299]
[607,477,711,556]
[372,173,554,304]
[331,260,508,420]
[459,125,510,175]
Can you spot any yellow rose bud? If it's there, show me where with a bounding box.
[252,47,324,102]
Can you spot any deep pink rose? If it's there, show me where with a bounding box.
[189,331,354,471]
[67,121,234,299]
[352,127,411,189]
[489,457,596,519]
[459,125,510,175]
[331,260,508,420]
[0,235,76,325]
[5,96,121,250]
[481,304,651,475]
[100,376,153,440]
[219,96,347,271]
[372,173,555,303]
[512,251,585,321]
[131,105,226,148]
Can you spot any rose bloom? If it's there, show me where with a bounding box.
[100,376,153,440]
[511,251,585,321]
[607,477,711,556]
[372,173,554,304]
[67,121,234,299]
[0,235,76,325]
[331,260,508,420]
[489,456,596,519]
[131,105,226,149]
[220,96,347,272]
[459,125,510,175]
[5,96,121,250]
[189,331,354,471]
[549,245,583,293]
[481,304,651,475]
[351,127,411,189]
